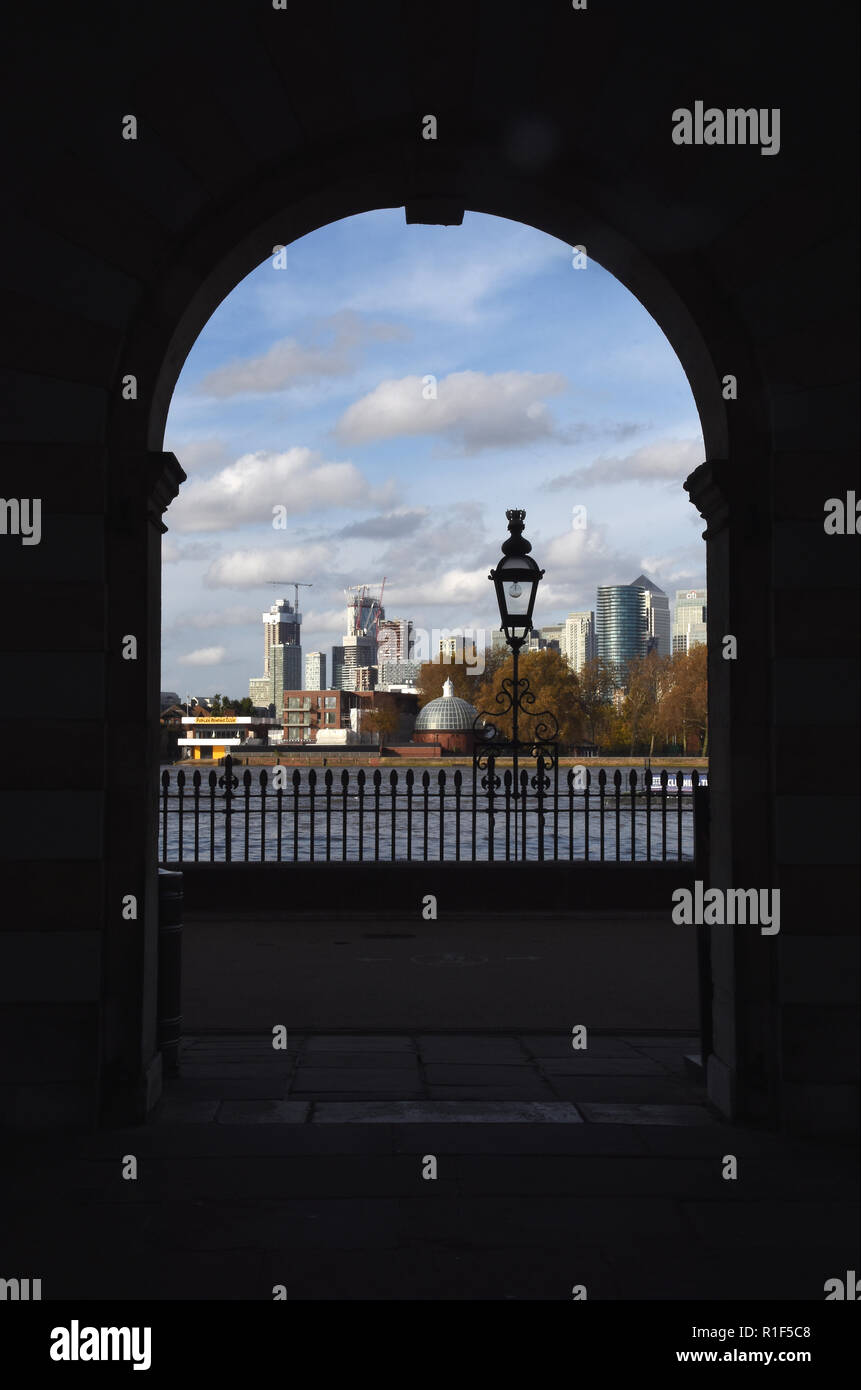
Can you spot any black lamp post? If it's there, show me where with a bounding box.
[488,509,545,817]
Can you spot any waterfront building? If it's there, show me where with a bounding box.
[262,597,301,676]
[332,634,376,690]
[596,584,648,686]
[672,588,708,655]
[248,676,274,709]
[283,689,345,743]
[564,612,596,673]
[178,714,280,759]
[378,659,422,689]
[376,618,412,665]
[413,678,482,754]
[630,574,671,657]
[304,651,326,690]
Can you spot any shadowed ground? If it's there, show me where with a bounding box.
[182,910,698,1032]
[1,1031,856,1301]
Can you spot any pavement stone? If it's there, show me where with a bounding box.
[313,1101,583,1123]
[2,1031,855,1302]
[577,1103,719,1125]
[216,1101,311,1124]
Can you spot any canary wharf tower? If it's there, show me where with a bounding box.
[596,584,648,687]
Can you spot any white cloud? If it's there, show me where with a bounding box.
[168,606,260,632]
[203,542,332,590]
[169,447,384,533]
[336,370,568,453]
[344,230,561,325]
[163,437,231,474]
[177,646,229,667]
[192,311,407,398]
[544,437,703,490]
[386,566,492,609]
[162,537,222,563]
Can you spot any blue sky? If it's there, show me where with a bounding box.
[162,208,705,695]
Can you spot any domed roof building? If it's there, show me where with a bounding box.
[413,678,482,753]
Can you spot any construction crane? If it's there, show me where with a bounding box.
[268,581,312,615]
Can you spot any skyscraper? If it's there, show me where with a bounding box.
[564,611,596,673]
[630,574,671,657]
[305,651,326,690]
[376,618,412,665]
[672,588,708,654]
[332,635,376,691]
[262,597,301,676]
[596,585,648,686]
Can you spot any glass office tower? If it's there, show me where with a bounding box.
[596,584,648,686]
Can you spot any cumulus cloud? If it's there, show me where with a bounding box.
[386,566,492,609]
[337,508,428,541]
[345,233,561,325]
[169,447,385,533]
[162,537,222,564]
[177,646,229,667]
[193,311,408,398]
[164,437,231,474]
[167,606,260,632]
[544,437,703,490]
[203,543,332,590]
[335,370,568,453]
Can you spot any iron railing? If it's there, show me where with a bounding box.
[158,758,707,865]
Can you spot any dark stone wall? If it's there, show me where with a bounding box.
[0,0,856,1131]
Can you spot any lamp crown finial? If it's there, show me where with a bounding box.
[501,508,532,556]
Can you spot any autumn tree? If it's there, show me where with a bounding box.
[624,652,672,756]
[658,644,708,753]
[416,656,485,706]
[575,657,615,749]
[363,705,400,750]
[479,648,584,747]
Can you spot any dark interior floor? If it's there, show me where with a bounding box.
[1,1032,857,1300]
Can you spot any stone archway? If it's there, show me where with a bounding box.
[113,156,769,1128]
[2,2,854,1136]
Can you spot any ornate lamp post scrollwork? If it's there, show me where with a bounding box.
[473,510,559,859]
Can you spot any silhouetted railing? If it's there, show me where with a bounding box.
[159,758,706,864]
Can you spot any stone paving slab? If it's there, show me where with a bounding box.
[388,1123,648,1154]
[290,1070,424,1095]
[153,1099,222,1123]
[143,1198,403,1251]
[161,1079,290,1100]
[577,1103,719,1125]
[416,1037,529,1062]
[313,1101,583,1123]
[548,1078,699,1103]
[536,1057,667,1075]
[427,1085,558,1102]
[179,1063,293,1079]
[683,1200,859,1248]
[423,1064,554,1086]
[216,1100,311,1124]
[257,1246,620,1300]
[521,1035,641,1057]
[292,1050,420,1069]
[396,1195,689,1245]
[301,1035,416,1052]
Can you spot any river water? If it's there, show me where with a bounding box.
[158,763,704,864]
